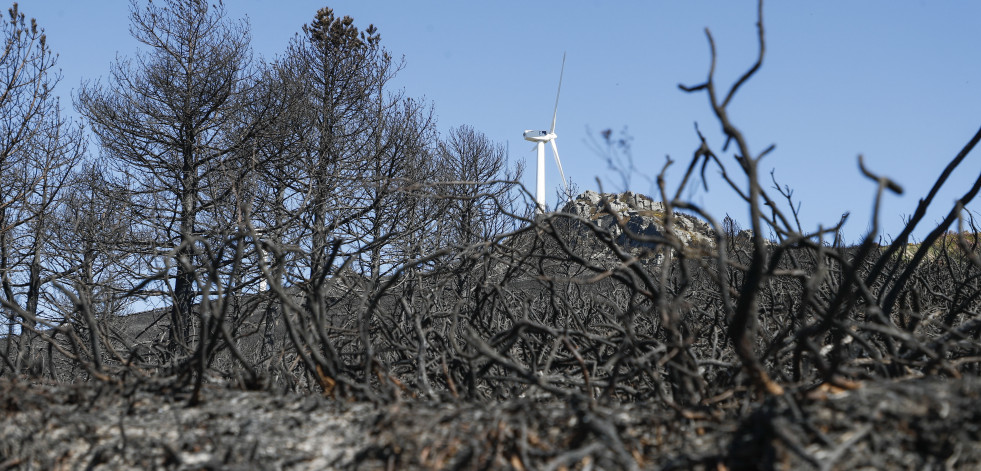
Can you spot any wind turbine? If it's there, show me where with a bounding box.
[524,53,570,213]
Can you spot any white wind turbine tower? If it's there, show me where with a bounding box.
[524,53,570,214]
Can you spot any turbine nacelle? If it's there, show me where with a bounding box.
[523,130,556,142]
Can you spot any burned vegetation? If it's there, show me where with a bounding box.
[2,0,981,469]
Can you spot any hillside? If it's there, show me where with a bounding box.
[5,1,981,468]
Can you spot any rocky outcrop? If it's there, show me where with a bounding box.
[560,190,716,256]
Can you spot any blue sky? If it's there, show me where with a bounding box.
[18,1,981,242]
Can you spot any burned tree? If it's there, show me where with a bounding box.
[0,4,83,377]
[76,0,259,358]
[242,8,448,398]
[438,124,523,248]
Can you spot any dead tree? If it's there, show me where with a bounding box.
[76,0,260,359]
[0,4,82,377]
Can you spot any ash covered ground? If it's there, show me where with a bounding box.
[2,376,979,470]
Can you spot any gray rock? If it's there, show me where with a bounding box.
[560,191,716,256]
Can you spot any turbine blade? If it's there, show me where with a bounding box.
[549,52,566,134]
[550,139,569,194]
